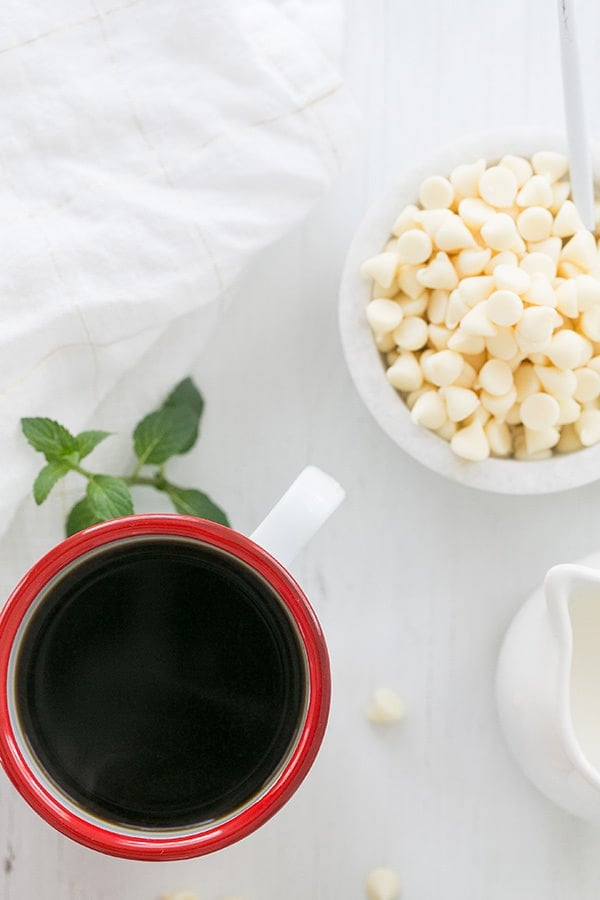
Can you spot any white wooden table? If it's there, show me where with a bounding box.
[4,0,600,897]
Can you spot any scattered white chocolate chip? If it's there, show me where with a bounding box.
[553,200,584,238]
[485,418,512,455]
[557,422,583,452]
[493,264,531,295]
[575,409,600,446]
[366,867,401,900]
[447,330,485,354]
[460,303,497,337]
[555,279,579,317]
[523,272,556,307]
[547,330,592,369]
[454,247,492,277]
[520,251,557,279]
[480,386,517,420]
[557,396,581,425]
[386,353,424,392]
[375,332,397,353]
[419,175,454,210]
[397,264,425,299]
[534,365,577,398]
[366,299,403,333]
[525,425,560,454]
[478,165,518,208]
[458,197,496,229]
[485,328,518,361]
[551,180,571,213]
[396,229,433,264]
[366,688,405,724]
[574,367,600,403]
[479,359,513,396]
[458,275,495,306]
[428,324,451,350]
[427,289,449,324]
[561,230,598,271]
[575,274,600,311]
[361,253,398,288]
[392,204,420,237]
[434,216,475,252]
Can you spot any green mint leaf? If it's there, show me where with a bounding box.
[21,417,78,462]
[163,378,204,417]
[65,498,103,537]
[76,430,112,459]
[133,406,198,466]
[167,487,230,526]
[86,475,134,521]
[33,461,70,505]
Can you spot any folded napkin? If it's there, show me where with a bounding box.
[0,0,356,551]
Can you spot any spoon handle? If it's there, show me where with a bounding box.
[558,0,595,231]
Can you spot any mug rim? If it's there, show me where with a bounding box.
[0,514,331,860]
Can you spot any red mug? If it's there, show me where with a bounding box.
[0,467,343,860]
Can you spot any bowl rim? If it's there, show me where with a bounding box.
[339,127,600,495]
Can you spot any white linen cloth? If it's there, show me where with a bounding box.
[0,0,356,553]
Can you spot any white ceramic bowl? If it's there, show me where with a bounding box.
[339,129,600,495]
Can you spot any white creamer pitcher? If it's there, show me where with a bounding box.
[497,556,600,821]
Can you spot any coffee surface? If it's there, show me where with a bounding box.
[15,537,305,829]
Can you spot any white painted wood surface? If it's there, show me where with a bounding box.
[5,0,600,897]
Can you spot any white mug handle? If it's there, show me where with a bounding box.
[249,466,345,568]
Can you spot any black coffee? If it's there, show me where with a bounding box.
[15,537,305,829]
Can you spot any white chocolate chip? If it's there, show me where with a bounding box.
[458,275,495,306]
[480,386,517,420]
[525,426,560,453]
[485,327,518,361]
[581,307,600,342]
[397,265,426,300]
[434,216,476,252]
[493,264,531,295]
[416,252,458,290]
[532,151,569,183]
[517,206,553,242]
[375,332,396,353]
[458,197,496,228]
[428,323,451,350]
[485,418,512,455]
[445,291,469,328]
[527,236,562,261]
[558,259,584,280]
[365,867,401,900]
[553,200,584,238]
[391,204,420,236]
[454,247,492,277]
[575,274,600,311]
[427,289,449,324]
[396,229,433,264]
[436,419,458,440]
[481,213,524,253]
[484,251,519,274]
[520,392,560,429]
[366,688,406,724]
[440,386,479,422]
[534,365,577,397]
[393,316,429,351]
[478,165,518,208]
[555,279,579,317]
[460,304,497,337]
[479,359,513,396]
[520,251,557,279]
[550,180,571,214]
[447,330,485,354]
[386,353,424,391]
[486,290,523,326]
[450,158,486,197]
[505,403,522,425]
[500,154,533,187]
[516,306,559,344]
[366,299,404,333]
[574,367,600,403]
[524,272,557,307]
[547,330,592,369]
[450,421,490,461]
[557,422,583,452]
[557,396,581,425]
[421,349,464,387]
[399,293,428,317]
[454,360,478,388]
[575,409,600,446]
[361,252,398,288]
[516,175,554,209]
[561,230,598,272]
[419,175,454,210]
[413,208,454,238]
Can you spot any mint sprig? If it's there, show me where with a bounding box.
[21,377,229,536]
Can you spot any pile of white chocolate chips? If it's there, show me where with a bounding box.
[361,152,600,461]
